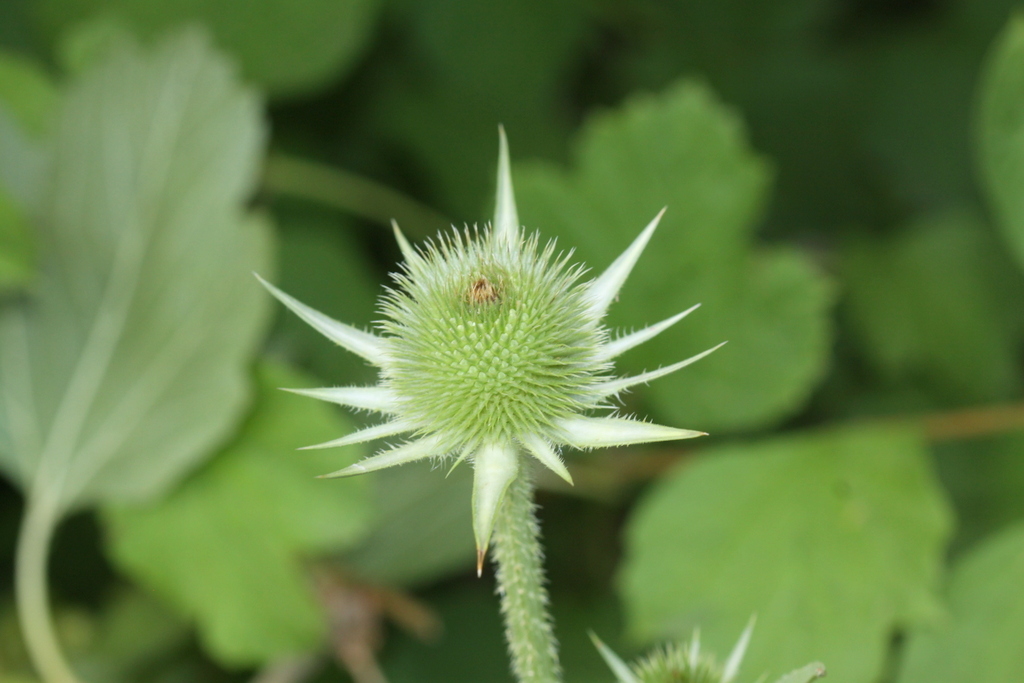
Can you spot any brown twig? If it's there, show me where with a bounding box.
[537,400,1024,498]
[917,400,1024,442]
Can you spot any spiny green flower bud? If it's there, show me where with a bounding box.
[590,621,827,683]
[257,128,724,571]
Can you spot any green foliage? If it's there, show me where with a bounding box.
[344,459,476,587]
[0,50,54,293]
[2,1,1024,680]
[352,0,588,218]
[934,434,1024,552]
[0,30,271,511]
[0,50,56,136]
[0,191,33,294]
[516,82,833,432]
[36,0,382,97]
[841,211,1024,403]
[898,522,1024,683]
[619,426,952,683]
[103,362,370,667]
[978,14,1024,270]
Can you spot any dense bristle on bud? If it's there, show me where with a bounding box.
[631,643,723,683]
[379,227,610,451]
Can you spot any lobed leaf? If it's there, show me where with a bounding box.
[619,425,952,683]
[897,522,1024,683]
[516,81,834,432]
[841,211,1024,403]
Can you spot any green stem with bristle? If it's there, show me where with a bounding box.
[491,469,561,683]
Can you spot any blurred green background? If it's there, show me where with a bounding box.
[2,0,1024,681]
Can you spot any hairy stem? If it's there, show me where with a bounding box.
[16,489,83,683]
[263,154,451,237]
[491,471,561,683]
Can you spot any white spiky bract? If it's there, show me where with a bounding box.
[258,134,723,566]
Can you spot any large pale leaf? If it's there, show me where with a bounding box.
[978,15,1024,270]
[516,81,833,433]
[619,426,952,683]
[103,363,370,666]
[37,0,382,97]
[0,30,271,512]
[897,522,1024,683]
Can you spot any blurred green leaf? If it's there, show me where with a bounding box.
[355,0,589,218]
[619,425,952,683]
[0,50,57,136]
[0,50,53,219]
[858,25,981,216]
[934,433,1024,554]
[103,362,370,666]
[0,190,32,293]
[978,14,1024,271]
[0,0,41,56]
[0,107,46,211]
[344,459,476,588]
[841,211,1024,403]
[898,522,1024,683]
[74,590,189,682]
[0,30,271,511]
[0,50,54,286]
[516,81,833,432]
[0,589,188,683]
[38,0,382,97]
[383,579,511,683]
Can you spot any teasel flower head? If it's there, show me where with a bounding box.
[590,619,825,683]
[257,129,724,573]
[590,620,754,683]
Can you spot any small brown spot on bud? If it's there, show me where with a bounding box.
[467,276,500,304]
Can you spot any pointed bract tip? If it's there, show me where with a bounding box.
[493,126,519,247]
[722,615,757,683]
[314,465,363,479]
[476,548,486,577]
[590,631,640,683]
[447,448,471,477]
[392,219,419,263]
[586,207,668,319]
[471,443,518,571]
